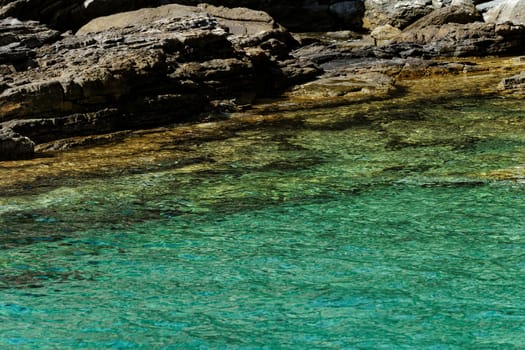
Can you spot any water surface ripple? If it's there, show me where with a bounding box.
[1,95,525,349]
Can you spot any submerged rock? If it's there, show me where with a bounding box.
[498,70,525,95]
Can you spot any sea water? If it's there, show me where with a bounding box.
[1,94,525,349]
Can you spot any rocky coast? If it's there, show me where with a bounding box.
[1,0,525,161]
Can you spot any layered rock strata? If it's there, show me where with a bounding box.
[0,4,319,159]
[3,0,525,33]
[3,0,525,161]
[387,4,525,57]
[295,2,525,61]
[0,17,60,70]
[0,0,366,32]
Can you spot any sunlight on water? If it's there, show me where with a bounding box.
[1,92,525,348]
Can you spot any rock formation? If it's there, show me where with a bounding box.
[481,0,525,25]
[2,0,525,161]
[363,0,437,30]
[0,4,319,159]
[0,17,60,70]
[0,0,366,32]
[2,0,525,33]
[499,69,525,94]
[388,3,525,57]
[0,127,34,159]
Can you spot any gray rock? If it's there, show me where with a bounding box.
[451,0,476,7]
[0,0,155,31]
[477,0,509,14]
[363,0,437,30]
[391,21,525,57]
[483,0,525,25]
[0,126,34,160]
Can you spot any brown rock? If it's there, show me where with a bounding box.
[370,24,402,45]
[0,4,320,155]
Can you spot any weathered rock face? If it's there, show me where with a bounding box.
[0,0,366,32]
[0,4,319,156]
[390,16,525,57]
[363,0,437,30]
[402,3,482,32]
[4,0,525,34]
[293,1,525,61]
[359,2,524,57]
[0,17,60,71]
[362,0,494,30]
[0,127,34,159]
[482,0,525,25]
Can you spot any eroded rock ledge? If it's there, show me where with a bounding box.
[2,0,525,161]
[0,4,319,159]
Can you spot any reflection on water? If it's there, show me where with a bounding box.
[1,67,525,348]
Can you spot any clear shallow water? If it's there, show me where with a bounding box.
[1,95,525,349]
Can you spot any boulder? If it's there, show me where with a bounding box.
[476,0,506,14]
[370,24,402,44]
[403,3,482,31]
[0,127,34,160]
[77,3,290,42]
[483,0,525,26]
[363,0,437,30]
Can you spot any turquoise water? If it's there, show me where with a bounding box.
[1,95,525,349]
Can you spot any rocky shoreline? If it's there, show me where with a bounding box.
[2,0,525,160]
